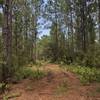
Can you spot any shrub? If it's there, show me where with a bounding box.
[13,67,46,82]
[63,65,100,84]
[75,44,100,67]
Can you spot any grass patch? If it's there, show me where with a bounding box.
[62,65,100,84]
[13,67,46,82]
[3,92,21,100]
[30,60,48,68]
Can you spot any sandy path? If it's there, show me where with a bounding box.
[1,64,100,100]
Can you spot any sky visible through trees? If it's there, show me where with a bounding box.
[0,1,50,38]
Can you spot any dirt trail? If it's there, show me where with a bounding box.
[2,64,100,100]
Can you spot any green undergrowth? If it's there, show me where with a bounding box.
[61,65,100,84]
[29,60,48,68]
[13,67,46,82]
[0,83,10,92]
[3,92,21,100]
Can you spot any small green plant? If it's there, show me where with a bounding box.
[32,69,46,80]
[0,83,10,92]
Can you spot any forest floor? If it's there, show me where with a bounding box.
[1,64,100,100]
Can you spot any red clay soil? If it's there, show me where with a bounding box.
[1,64,100,100]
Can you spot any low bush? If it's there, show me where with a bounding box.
[13,67,46,82]
[63,65,100,84]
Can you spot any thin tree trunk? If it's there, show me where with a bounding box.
[98,0,100,42]
[70,2,74,61]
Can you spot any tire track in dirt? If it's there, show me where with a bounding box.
[2,64,100,100]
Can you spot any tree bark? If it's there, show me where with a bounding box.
[98,0,100,42]
[2,0,12,86]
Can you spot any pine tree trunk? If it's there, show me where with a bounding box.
[2,0,12,88]
[98,0,100,42]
